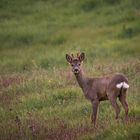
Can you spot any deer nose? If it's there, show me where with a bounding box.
[74,68,79,72]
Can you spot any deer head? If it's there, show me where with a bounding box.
[66,52,85,74]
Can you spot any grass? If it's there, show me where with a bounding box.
[0,0,140,139]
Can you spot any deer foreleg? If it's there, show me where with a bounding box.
[91,100,99,126]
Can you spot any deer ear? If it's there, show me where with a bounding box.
[79,52,85,62]
[66,54,72,63]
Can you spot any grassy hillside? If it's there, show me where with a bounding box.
[0,0,140,139]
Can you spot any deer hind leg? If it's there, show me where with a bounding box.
[119,90,129,121]
[108,93,120,119]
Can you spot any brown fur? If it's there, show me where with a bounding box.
[66,53,129,126]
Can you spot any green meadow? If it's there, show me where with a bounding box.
[0,0,140,139]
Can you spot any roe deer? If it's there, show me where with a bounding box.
[66,52,129,126]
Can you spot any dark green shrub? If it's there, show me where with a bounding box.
[104,0,121,5]
[118,25,140,38]
[80,0,98,12]
[51,36,66,46]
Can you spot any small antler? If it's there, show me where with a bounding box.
[71,54,74,58]
[77,53,80,58]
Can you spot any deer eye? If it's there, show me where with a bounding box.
[71,64,74,67]
[78,64,81,66]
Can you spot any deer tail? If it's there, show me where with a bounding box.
[116,82,129,89]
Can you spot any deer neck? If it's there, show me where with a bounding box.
[75,70,88,92]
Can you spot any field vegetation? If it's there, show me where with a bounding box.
[0,0,140,139]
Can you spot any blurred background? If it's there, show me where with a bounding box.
[0,0,140,139]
